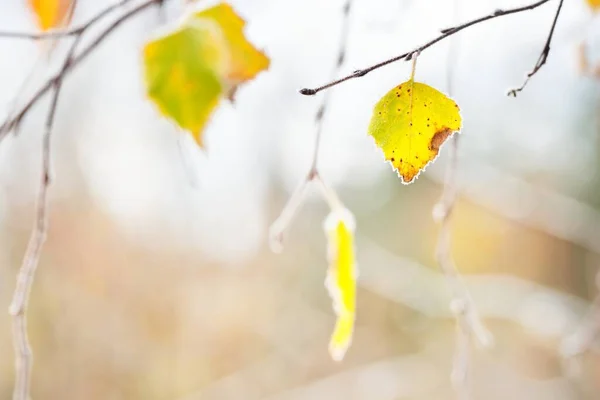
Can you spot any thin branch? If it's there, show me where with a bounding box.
[0,0,161,142]
[308,0,353,173]
[9,81,60,400]
[7,38,78,398]
[507,0,564,96]
[300,0,553,96]
[269,0,355,250]
[8,19,93,398]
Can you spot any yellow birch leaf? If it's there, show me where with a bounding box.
[368,78,462,184]
[143,20,228,146]
[28,0,74,31]
[586,0,600,11]
[324,208,357,361]
[193,3,270,90]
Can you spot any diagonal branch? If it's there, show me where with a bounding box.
[507,0,564,96]
[300,0,554,96]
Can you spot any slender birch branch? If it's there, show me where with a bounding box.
[300,0,559,97]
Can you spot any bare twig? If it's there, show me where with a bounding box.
[8,42,76,400]
[300,0,554,96]
[10,81,60,400]
[0,0,161,142]
[507,0,564,96]
[269,0,354,250]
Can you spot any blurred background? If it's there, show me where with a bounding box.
[1,0,600,398]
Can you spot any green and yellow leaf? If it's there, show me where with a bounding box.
[324,208,357,361]
[144,20,227,146]
[368,78,462,184]
[143,2,270,147]
[28,0,75,31]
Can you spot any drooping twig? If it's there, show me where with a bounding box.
[269,0,355,250]
[433,1,492,398]
[10,80,60,400]
[0,0,162,142]
[8,41,75,400]
[4,1,166,399]
[507,0,564,96]
[300,0,554,96]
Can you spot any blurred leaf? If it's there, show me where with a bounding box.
[368,78,462,184]
[324,208,357,361]
[28,0,74,31]
[193,3,270,99]
[586,0,600,11]
[144,20,226,146]
[143,2,269,147]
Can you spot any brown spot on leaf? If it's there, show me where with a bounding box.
[429,127,452,152]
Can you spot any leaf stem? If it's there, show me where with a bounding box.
[409,51,419,81]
